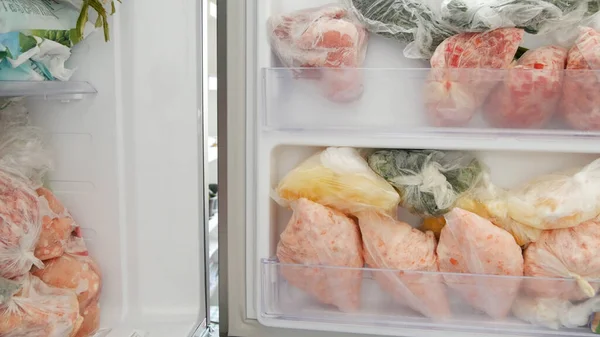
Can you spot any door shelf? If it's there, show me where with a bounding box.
[0,81,97,100]
[262,68,600,144]
[260,258,599,336]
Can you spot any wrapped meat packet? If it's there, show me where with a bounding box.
[277,198,364,312]
[267,5,368,102]
[368,149,483,217]
[561,27,600,130]
[0,277,20,306]
[437,208,523,319]
[524,218,600,301]
[275,147,400,216]
[507,158,600,230]
[424,28,524,127]
[357,210,450,319]
[484,45,568,129]
[35,187,77,261]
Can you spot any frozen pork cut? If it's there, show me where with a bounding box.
[561,27,600,130]
[523,218,600,301]
[268,5,368,102]
[277,198,364,312]
[484,45,567,129]
[357,210,450,319]
[437,208,523,319]
[425,28,524,126]
[35,187,77,261]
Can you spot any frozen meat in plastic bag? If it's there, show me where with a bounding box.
[437,208,523,318]
[523,218,600,301]
[267,5,368,102]
[483,45,568,129]
[35,187,77,261]
[275,147,400,216]
[357,210,450,319]
[277,198,364,312]
[507,158,600,230]
[0,274,82,337]
[512,295,600,330]
[368,149,483,217]
[347,0,458,59]
[560,27,600,130]
[425,28,524,126]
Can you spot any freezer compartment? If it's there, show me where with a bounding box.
[263,68,600,135]
[260,258,599,336]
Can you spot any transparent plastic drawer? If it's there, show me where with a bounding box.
[263,68,600,137]
[260,259,599,336]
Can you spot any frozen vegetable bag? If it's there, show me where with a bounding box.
[425,28,524,126]
[267,5,369,102]
[276,198,364,312]
[357,211,450,319]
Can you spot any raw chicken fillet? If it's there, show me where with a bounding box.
[357,210,450,319]
[437,208,523,318]
[277,198,364,312]
[268,5,368,102]
[425,28,524,126]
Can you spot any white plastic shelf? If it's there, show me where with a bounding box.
[259,258,598,337]
[0,81,97,99]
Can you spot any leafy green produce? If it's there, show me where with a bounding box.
[368,149,484,217]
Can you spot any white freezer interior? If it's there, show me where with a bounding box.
[16,0,206,335]
[249,0,600,336]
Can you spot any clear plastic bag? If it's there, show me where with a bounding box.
[347,0,458,59]
[267,4,369,102]
[0,274,82,337]
[507,158,600,230]
[275,147,400,216]
[437,208,524,318]
[483,45,568,129]
[368,149,483,217]
[35,187,77,261]
[523,218,600,301]
[512,295,600,330]
[560,27,600,130]
[424,28,524,126]
[277,198,364,312]
[356,210,450,319]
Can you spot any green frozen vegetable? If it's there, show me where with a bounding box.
[368,149,483,217]
[0,277,21,306]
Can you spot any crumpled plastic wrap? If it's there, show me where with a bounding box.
[483,45,568,129]
[0,274,82,337]
[368,149,483,217]
[512,295,600,330]
[347,0,458,59]
[357,210,450,319]
[276,198,364,312]
[35,187,77,261]
[507,158,600,230]
[523,218,600,301]
[425,28,524,126]
[267,5,369,102]
[560,27,600,130]
[437,208,524,319]
[275,147,400,216]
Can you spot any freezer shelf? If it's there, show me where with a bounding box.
[0,81,97,99]
[263,68,600,138]
[260,258,599,336]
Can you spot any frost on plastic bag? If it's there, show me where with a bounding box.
[35,187,77,261]
[33,233,102,337]
[356,210,450,319]
[368,149,483,217]
[0,274,82,337]
[347,0,458,59]
[0,99,51,280]
[507,158,600,230]
[424,28,524,126]
[560,27,600,130]
[483,45,568,129]
[276,198,364,312]
[512,295,600,330]
[267,5,369,102]
[523,218,600,301]
[441,0,600,36]
[275,147,400,216]
[437,208,523,319]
